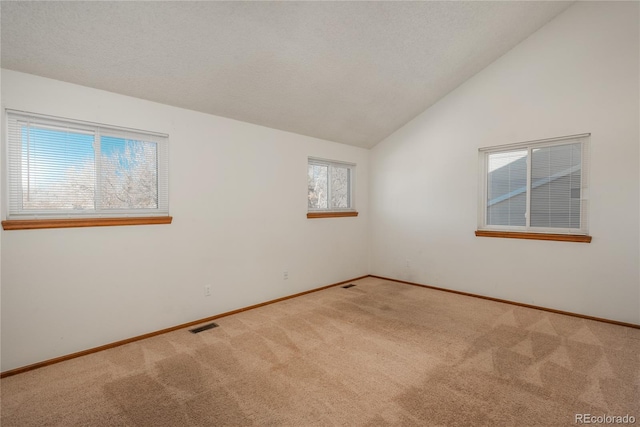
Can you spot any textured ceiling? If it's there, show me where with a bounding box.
[1,1,572,148]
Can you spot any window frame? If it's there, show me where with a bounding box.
[3,110,171,230]
[307,157,357,218]
[477,133,590,241]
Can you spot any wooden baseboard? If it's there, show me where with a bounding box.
[369,275,640,330]
[5,273,636,378]
[0,275,368,378]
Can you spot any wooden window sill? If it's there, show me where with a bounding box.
[307,211,358,219]
[475,230,591,243]
[2,216,173,230]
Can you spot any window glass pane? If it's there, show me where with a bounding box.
[330,165,350,209]
[530,143,581,228]
[486,150,527,226]
[101,137,158,209]
[308,164,328,209]
[7,111,169,220]
[21,125,95,210]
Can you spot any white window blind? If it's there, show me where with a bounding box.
[6,110,169,219]
[486,150,528,227]
[308,158,355,211]
[478,134,589,235]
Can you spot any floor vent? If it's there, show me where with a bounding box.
[189,322,219,334]
[342,284,356,289]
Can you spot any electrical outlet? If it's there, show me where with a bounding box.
[204,285,212,296]
[283,271,289,280]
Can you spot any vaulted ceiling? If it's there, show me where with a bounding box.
[1,1,572,148]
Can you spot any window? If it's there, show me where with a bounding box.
[477,134,590,242]
[4,110,170,229]
[307,158,357,218]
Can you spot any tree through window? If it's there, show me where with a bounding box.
[6,110,169,220]
[308,158,355,212]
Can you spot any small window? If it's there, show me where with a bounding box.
[477,134,590,239]
[5,110,169,224]
[307,158,357,218]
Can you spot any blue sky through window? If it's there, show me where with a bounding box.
[20,125,158,210]
[22,125,94,181]
[21,125,95,209]
[8,111,167,217]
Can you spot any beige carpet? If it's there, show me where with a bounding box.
[1,277,639,426]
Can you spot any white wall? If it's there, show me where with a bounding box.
[2,1,638,373]
[370,2,640,324]
[0,70,369,371]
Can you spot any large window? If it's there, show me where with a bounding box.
[307,158,357,218]
[5,110,169,228]
[477,134,590,241]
